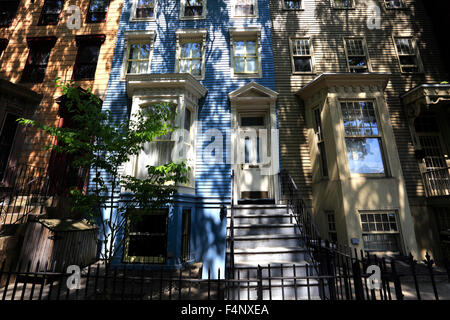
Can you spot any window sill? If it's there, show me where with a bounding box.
[130,18,156,22]
[282,8,305,11]
[232,72,261,79]
[231,15,258,19]
[180,16,206,20]
[332,7,356,10]
[292,72,316,76]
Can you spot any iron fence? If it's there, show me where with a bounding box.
[1,253,449,301]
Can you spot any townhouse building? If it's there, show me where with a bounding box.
[0,0,122,262]
[270,0,449,262]
[100,0,279,276]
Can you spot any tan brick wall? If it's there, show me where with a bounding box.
[0,0,123,168]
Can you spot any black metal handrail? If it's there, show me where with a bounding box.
[229,170,235,279]
[279,170,322,261]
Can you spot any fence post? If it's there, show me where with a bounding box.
[324,241,337,300]
[257,265,263,301]
[408,252,421,300]
[424,252,439,300]
[351,258,365,301]
[390,258,403,300]
[445,258,450,283]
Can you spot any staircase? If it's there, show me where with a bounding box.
[226,204,323,300]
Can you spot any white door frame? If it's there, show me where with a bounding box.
[229,82,279,205]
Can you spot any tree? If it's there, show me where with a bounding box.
[19,80,189,267]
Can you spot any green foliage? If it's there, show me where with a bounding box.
[18,79,188,265]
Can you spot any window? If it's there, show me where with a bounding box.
[178,41,202,76]
[313,108,328,177]
[384,0,403,9]
[360,211,400,252]
[38,0,64,25]
[72,35,105,80]
[0,113,20,180]
[234,39,258,74]
[175,30,206,79]
[394,37,421,73]
[123,209,168,263]
[341,101,386,175]
[181,209,191,262]
[232,0,257,17]
[126,42,151,74]
[87,0,109,22]
[344,38,370,73]
[132,0,155,20]
[21,38,56,83]
[283,0,302,10]
[0,38,7,62]
[0,1,19,27]
[333,0,354,9]
[327,211,337,243]
[180,0,206,19]
[290,38,313,73]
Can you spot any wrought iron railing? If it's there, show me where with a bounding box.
[0,164,53,228]
[422,167,450,197]
[227,170,235,280]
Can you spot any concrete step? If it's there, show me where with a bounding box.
[227,214,293,226]
[231,262,317,278]
[230,224,300,236]
[230,247,308,264]
[229,206,288,216]
[227,283,323,300]
[232,234,303,249]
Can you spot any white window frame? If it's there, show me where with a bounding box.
[359,210,402,253]
[340,100,389,177]
[180,0,207,20]
[290,37,315,74]
[175,29,207,80]
[130,0,157,22]
[343,37,372,73]
[384,0,404,9]
[231,0,258,18]
[121,30,156,79]
[393,36,423,74]
[332,0,354,9]
[282,0,304,10]
[229,27,262,79]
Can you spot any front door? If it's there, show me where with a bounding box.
[236,113,272,201]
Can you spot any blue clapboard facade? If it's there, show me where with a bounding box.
[100,0,278,278]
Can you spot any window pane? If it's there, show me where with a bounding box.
[136,0,154,18]
[246,57,257,72]
[138,61,148,73]
[140,44,150,58]
[235,57,245,73]
[179,59,190,73]
[346,138,385,174]
[246,41,257,55]
[191,59,201,75]
[284,0,301,9]
[180,43,190,58]
[234,41,245,56]
[129,44,140,59]
[294,57,312,72]
[191,42,201,58]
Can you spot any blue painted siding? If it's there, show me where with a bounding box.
[99,0,277,278]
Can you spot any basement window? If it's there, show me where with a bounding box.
[360,211,401,253]
[123,208,169,264]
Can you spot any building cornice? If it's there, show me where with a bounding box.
[296,73,391,100]
[126,73,208,99]
[0,79,43,103]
